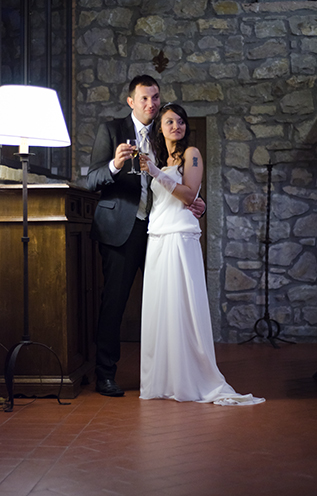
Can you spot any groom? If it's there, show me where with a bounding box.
[87,75,205,397]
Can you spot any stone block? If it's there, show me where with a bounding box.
[224,117,252,140]
[252,146,270,166]
[225,142,250,169]
[97,8,133,28]
[255,20,287,39]
[294,213,317,237]
[272,194,309,220]
[87,86,110,102]
[226,304,259,329]
[290,15,317,36]
[247,40,287,60]
[225,241,259,260]
[182,83,223,101]
[303,307,317,325]
[225,169,255,194]
[291,53,317,75]
[253,58,289,79]
[269,241,302,266]
[173,0,207,18]
[76,28,117,56]
[289,252,317,282]
[226,216,254,241]
[135,15,165,36]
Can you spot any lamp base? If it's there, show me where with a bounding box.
[239,315,296,349]
[4,340,69,412]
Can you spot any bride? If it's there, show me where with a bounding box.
[139,103,265,406]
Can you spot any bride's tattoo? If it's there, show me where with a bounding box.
[193,157,198,167]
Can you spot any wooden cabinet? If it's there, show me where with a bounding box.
[0,184,102,398]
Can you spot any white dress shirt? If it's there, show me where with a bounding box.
[109,112,153,220]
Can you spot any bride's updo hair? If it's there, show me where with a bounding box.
[151,103,190,174]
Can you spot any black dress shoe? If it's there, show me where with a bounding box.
[96,379,125,397]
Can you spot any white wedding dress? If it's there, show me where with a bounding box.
[140,165,265,405]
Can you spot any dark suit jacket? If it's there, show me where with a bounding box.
[87,114,145,247]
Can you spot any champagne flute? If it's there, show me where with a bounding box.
[126,139,138,174]
[138,136,150,176]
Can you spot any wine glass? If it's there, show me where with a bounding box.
[138,136,150,176]
[126,139,138,174]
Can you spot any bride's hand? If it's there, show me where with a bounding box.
[141,157,177,193]
[139,155,160,177]
[139,154,150,173]
[187,197,206,219]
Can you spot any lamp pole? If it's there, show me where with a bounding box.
[4,150,67,412]
[240,161,295,348]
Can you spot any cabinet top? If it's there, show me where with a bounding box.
[1,182,79,191]
[0,182,98,222]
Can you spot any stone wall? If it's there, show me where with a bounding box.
[75,1,317,343]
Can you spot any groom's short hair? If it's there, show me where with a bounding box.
[129,75,160,98]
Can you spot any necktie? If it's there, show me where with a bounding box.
[139,127,152,214]
[139,127,150,154]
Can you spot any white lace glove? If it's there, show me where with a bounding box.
[146,159,177,194]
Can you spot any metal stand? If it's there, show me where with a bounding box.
[239,161,295,349]
[4,153,68,412]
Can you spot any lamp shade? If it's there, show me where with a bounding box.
[0,85,71,148]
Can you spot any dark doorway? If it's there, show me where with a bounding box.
[120,117,207,342]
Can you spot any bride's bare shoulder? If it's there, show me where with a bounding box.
[184,146,202,158]
[184,147,203,168]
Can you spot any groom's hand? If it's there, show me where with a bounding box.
[114,143,134,170]
[187,197,206,219]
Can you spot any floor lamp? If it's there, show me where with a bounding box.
[240,160,295,349]
[0,85,71,412]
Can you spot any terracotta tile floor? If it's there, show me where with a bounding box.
[0,342,316,496]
